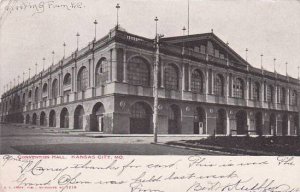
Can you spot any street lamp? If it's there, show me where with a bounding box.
[94,20,98,40]
[245,48,248,61]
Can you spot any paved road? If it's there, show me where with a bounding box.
[0,123,229,155]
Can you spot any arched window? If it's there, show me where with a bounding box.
[42,83,48,93]
[214,74,224,96]
[280,87,286,104]
[191,69,203,93]
[77,67,88,91]
[52,79,58,98]
[22,93,26,105]
[34,87,39,102]
[290,90,297,105]
[127,57,150,86]
[165,64,179,90]
[131,102,147,118]
[63,73,71,86]
[267,85,273,103]
[233,78,244,98]
[253,82,260,101]
[28,90,32,98]
[95,58,109,87]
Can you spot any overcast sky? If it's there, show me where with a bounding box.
[1,0,300,96]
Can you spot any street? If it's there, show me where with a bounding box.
[0,123,229,155]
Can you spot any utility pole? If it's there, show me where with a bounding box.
[153,16,159,143]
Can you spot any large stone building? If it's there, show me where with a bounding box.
[1,26,300,136]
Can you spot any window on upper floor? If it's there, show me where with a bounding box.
[28,90,32,98]
[42,83,48,94]
[252,82,260,101]
[191,69,204,94]
[233,78,244,99]
[280,87,286,104]
[34,87,39,102]
[77,67,88,92]
[95,58,109,87]
[52,79,59,98]
[63,73,71,86]
[127,57,150,86]
[164,64,179,90]
[267,85,274,103]
[290,90,297,105]
[214,74,224,96]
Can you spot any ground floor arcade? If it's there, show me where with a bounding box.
[3,95,300,136]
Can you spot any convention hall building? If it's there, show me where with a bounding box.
[1,26,299,136]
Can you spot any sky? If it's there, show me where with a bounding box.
[0,0,300,96]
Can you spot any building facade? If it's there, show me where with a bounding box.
[1,26,300,136]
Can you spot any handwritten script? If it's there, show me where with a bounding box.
[0,155,299,192]
[4,0,85,15]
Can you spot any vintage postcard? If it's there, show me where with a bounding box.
[0,0,300,191]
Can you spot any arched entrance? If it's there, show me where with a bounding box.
[60,108,69,128]
[168,104,181,134]
[255,112,263,136]
[236,110,247,135]
[216,109,227,134]
[91,103,105,132]
[49,110,56,127]
[40,112,46,126]
[282,114,288,136]
[74,105,84,129]
[194,107,206,134]
[32,113,37,125]
[26,114,30,124]
[130,102,152,134]
[270,113,276,135]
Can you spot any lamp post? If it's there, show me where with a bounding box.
[43,57,45,71]
[153,16,160,143]
[273,58,276,73]
[94,20,98,40]
[260,54,263,70]
[182,26,186,36]
[76,33,80,50]
[63,43,66,58]
[35,62,37,75]
[285,62,288,77]
[116,3,120,28]
[52,51,55,65]
[245,48,248,61]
